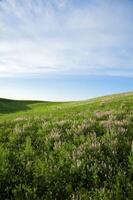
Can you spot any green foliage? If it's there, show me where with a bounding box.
[0,92,132,199]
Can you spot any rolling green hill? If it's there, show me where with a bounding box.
[0,92,133,199]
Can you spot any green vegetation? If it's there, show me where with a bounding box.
[0,92,133,199]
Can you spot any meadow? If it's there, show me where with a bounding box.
[0,92,133,199]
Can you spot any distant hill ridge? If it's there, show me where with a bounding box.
[0,91,132,115]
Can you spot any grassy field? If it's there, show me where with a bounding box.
[0,92,133,199]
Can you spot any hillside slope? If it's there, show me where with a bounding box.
[0,98,49,114]
[0,92,133,199]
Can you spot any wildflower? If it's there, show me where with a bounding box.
[94,110,113,119]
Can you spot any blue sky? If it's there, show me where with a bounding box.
[0,0,133,100]
[0,75,133,101]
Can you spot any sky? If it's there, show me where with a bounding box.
[0,0,133,101]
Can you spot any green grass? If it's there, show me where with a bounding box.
[0,92,133,199]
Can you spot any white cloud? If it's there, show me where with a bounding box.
[0,0,133,77]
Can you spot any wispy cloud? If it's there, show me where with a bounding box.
[0,0,133,77]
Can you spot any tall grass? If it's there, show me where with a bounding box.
[0,93,133,199]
